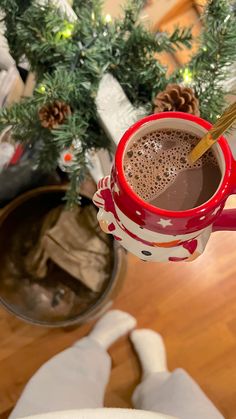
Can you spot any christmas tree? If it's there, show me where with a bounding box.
[0,0,235,205]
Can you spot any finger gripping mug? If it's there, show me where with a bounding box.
[93,112,236,262]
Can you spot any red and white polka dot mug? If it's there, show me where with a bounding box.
[93,112,236,262]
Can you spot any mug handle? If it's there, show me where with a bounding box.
[213,159,236,232]
[93,175,111,210]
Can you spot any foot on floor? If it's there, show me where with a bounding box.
[89,310,137,350]
[130,329,168,379]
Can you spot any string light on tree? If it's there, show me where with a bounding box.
[224,14,230,24]
[104,14,112,24]
[0,0,235,205]
[181,68,193,84]
[56,22,75,40]
[36,84,46,94]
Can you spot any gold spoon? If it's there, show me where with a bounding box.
[189,102,236,164]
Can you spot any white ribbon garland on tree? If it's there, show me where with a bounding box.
[0,11,15,71]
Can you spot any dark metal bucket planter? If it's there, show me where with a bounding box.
[0,185,126,327]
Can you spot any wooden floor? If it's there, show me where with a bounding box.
[1,199,236,419]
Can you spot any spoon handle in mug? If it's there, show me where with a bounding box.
[189,102,236,164]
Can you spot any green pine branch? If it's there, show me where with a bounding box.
[171,0,236,122]
[73,0,103,17]
[15,2,79,78]
[35,136,60,174]
[65,169,85,209]
[155,27,192,53]
[1,0,235,204]
[121,0,147,27]
[0,98,41,142]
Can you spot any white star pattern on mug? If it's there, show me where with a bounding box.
[157,218,173,228]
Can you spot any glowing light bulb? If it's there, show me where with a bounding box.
[105,14,112,23]
[57,22,74,40]
[37,84,46,93]
[182,68,193,84]
[62,28,73,38]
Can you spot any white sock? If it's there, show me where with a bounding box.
[89,310,137,350]
[130,329,168,380]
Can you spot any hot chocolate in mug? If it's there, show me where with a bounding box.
[93,112,236,262]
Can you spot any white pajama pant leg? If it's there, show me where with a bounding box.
[9,337,111,419]
[132,368,224,419]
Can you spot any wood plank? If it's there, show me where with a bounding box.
[153,0,194,29]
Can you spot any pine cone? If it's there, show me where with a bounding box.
[153,84,200,116]
[38,100,71,129]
